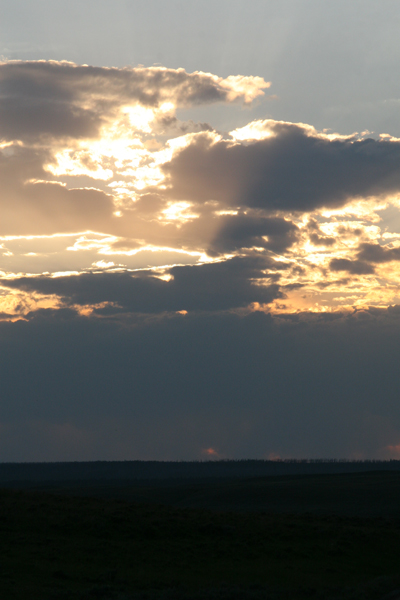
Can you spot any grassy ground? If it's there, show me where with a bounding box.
[1,474,400,599]
[23,470,400,517]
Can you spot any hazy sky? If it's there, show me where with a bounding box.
[1,1,400,462]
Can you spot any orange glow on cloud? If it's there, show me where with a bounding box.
[385,444,400,458]
[201,447,222,459]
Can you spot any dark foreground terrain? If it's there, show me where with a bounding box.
[1,470,400,599]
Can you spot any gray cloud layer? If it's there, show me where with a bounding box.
[1,307,400,461]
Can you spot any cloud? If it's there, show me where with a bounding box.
[357,242,400,263]
[307,218,336,247]
[0,145,115,235]
[209,214,298,254]
[3,58,400,463]
[162,122,400,212]
[329,258,375,275]
[329,242,400,277]
[1,307,400,460]
[1,60,400,315]
[0,61,269,141]
[1,256,282,313]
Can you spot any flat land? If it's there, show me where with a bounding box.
[1,471,400,599]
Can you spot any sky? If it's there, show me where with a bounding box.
[1,0,400,462]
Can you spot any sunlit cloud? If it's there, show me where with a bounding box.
[230,119,277,141]
[160,201,199,223]
[1,60,400,320]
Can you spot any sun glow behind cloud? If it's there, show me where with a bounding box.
[3,2,400,464]
[1,60,400,321]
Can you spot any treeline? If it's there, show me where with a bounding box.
[0,458,400,485]
[227,458,400,463]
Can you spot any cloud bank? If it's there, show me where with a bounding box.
[2,60,400,460]
[1,308,400,461]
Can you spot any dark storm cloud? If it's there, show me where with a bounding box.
[357,242,400,263]
[1,257,282,312]
[1,307,400,461]
[209,214,298,254]
[329,258,375,275]
[163,124,400,212]
[0,61,266,140]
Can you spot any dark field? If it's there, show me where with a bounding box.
[1,468,400,599]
